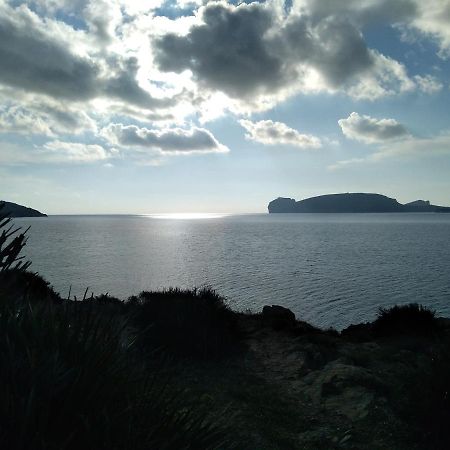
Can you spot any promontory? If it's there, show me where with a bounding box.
[268,193,450,213]
[0,201,47,217]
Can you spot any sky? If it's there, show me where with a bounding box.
[0,0,449,214]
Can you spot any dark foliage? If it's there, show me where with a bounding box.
[0,202,30,274]
[341,323,374,342]
[373,303,439,337]
[1,269,60,304]
[129,288,239,359]
[0,299,232,450]
[397,342,450,450]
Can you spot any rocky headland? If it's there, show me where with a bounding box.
[268,193,450,213]
[0,200,47,217]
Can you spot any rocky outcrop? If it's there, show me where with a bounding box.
[262,304,296,330]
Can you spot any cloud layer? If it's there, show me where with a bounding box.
[0,0,449,166]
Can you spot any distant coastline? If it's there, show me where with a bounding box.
[268,193,450,213]
[0,201,46,217]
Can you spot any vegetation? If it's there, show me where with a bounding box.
[128,288,239,359]
[373,303,438,336]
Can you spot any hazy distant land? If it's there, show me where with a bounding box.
[0,201,46,217]
[268,193,450,213]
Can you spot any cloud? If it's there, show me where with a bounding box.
[330,132,450,170]
[39,141,110,162]
[407,0,450,58]
[153,0,415,112]
[0,0,449,172]
[0,4,99,100]
[338,112,410,144]
[239,119,321,149]
[0,139,110,165]
[102,123,229,154]
[413,74,443,94]
[0,99,97,136]
[0,3,176,111]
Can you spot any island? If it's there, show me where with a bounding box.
[0,201,47,217]
[268,193,450,213]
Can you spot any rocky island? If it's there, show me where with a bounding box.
[268,193,450,213]
[0,201,46,217]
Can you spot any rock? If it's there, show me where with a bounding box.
[262,305,296,330]
[303,362,383,421]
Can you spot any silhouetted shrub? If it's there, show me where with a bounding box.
[0,299,232,450]
[1,269,60,305]
[373,303,438,337]
[129,287,239,359]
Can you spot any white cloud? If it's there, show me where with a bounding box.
[239,119,321,149]
[413,74,443,94]
[0,100,97,136]
[338,112,410,144]
[102,123,229,155]
[38,141,110,162]
[330,131,450,169]
[0,139,110,164]
[408,0,450,58]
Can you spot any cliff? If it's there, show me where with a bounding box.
[0,201,47,217]
[268,193,450,213]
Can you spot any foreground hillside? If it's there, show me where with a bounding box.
[1,207,450,449]
[2,269,450,449]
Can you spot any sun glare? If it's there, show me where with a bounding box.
[144,213,228,220]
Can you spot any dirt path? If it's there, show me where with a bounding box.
[237,316,412,449]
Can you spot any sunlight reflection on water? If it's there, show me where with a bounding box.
[143,213,229,220]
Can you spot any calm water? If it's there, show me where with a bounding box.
[14,213,450,329]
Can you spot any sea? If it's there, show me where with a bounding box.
[14,213,450,330]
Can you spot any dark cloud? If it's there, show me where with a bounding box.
[104,57,178,109]
[0,4,177,111]
[154,2,290,98]
[0,8,99,100]
[103,123,229,154]
[153,1,410,101]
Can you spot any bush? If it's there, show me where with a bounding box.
[0,299,232,450]
[129,287,239,359]
[373,303,438,337]
[1,269,60,304]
